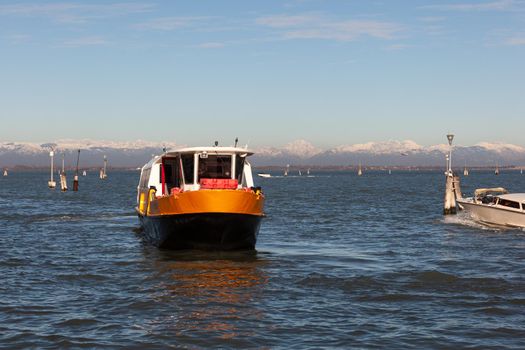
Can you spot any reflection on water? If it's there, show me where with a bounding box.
[146,250,268,341]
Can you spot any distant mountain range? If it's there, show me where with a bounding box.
[1,139,524,168]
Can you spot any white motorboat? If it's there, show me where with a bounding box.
[457,188,525,228]
[257,173,272,178]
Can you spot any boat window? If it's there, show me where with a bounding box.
[181,154,194,184]
[160,157,181,192]
[140,168,151,188]
[198,155,232,180]
[236,155,245,183]
[498,199,521,209]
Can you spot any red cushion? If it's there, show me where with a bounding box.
[200,178,238,189]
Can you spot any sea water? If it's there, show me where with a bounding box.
[0,170,524,348]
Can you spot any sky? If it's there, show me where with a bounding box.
[0,0,524,148]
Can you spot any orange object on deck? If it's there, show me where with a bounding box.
[170,187,183,195]
[200,178,238,189]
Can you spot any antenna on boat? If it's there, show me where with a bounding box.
[73,149,80,191]
[234,137,238,147]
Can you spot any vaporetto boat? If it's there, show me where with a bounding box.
[136,146,265,250]
[457,188,525,228]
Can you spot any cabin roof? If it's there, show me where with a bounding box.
[498,193,525,202]
[141,146,253,170]
[167,146,254,156]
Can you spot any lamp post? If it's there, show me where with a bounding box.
[48,149,56,188]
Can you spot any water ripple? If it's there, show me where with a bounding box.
[1,170,525,348]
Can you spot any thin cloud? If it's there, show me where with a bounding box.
[256,14,319,28]
[5,33,32,44]
[135,16,212,31]
[257,14,403,42]
[421,0,522,12]
[385,43,412,51]
[417,16,446,22]
[61,36,110,47]
[195,42,225,49]
[505,36,525,45]
[0,2,154,23]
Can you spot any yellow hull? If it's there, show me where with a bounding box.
[137,189,265,217]
[136,189,265,250]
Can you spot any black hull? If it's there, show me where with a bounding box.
[138,213,262,250]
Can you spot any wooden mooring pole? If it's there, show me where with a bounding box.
[443,134,458,215]
[73,149,80,191]
[444,174,457,215]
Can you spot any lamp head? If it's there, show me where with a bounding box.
[446,134,454,146]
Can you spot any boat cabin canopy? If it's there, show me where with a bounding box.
[474,187,508,199]
[138,146,255,195]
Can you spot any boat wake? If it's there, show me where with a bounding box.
[442,211,503,231]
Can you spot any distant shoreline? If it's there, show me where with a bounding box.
[5,165,523,172]
[254,165,523,172]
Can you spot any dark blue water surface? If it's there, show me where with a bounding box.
[1,170,524,349]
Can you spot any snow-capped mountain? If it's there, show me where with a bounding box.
[252,140,525,167]
[329,140,423,154]
[0,139,179,168]
[255,139,322,159]
[1,139,524,168]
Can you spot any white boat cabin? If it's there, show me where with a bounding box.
[138,147,255,198]
[469,188,525,211]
